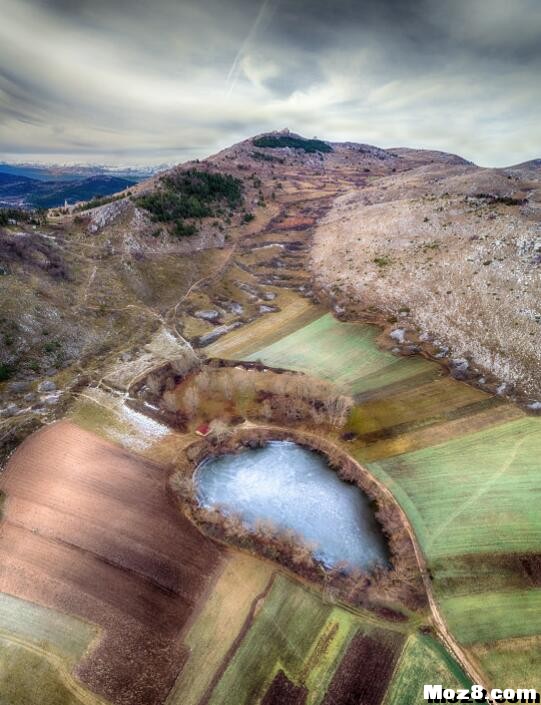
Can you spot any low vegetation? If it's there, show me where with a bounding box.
[0,207,46,226]
[136,168,243,237]
[252,135,333,153]
[74,192,125,212]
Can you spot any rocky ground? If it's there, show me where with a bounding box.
[311,158,541,403]
[1,129,540,463]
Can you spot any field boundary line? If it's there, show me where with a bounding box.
[0,628,109,705]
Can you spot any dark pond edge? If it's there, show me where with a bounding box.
[169,426,427,616]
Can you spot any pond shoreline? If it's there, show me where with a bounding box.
[169,425,427,615]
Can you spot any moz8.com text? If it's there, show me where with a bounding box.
[424,684,539,703]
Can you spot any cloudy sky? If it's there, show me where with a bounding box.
[1,0,540,166]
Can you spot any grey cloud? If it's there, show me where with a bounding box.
[0,0,540,166]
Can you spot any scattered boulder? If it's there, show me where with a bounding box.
[528,401,541,411]
[197,323,242,347]
[38,380,56,393]
[3,403,19,417]
[222,301,244,315]
[450,357,469,379]
[389,328,406,344]
[194,309,221,322]
[434,346,449,358]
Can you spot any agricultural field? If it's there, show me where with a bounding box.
[245,314,434,395]
[1,292,540,703]
[0,415,469,705]
[383,634,472,705]
[231,307,541,692]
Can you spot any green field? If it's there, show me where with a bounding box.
[365,417,541,560]
[207,574,348,705]
[246,314,435,394]
[439,590,541,645]
[472,636,541,691]
[0,593,97,666]
[0,594,102,705]
[240,308,541,690]
[383,634,471,705]
[204,574,465,705]
[0,639,91,705]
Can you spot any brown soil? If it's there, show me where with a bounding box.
[0,420,224,705]
[432,552,541,594]
[321,628,404,705]
[261,670,308,705]
[273,215,316,231]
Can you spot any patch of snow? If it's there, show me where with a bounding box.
[119,403,169,439]
[389,328,406,344]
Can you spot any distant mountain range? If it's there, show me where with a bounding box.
[0,171,137,209]
[0,161,164,181]
[0,162,168,209]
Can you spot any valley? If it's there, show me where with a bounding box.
[0,131,540,704]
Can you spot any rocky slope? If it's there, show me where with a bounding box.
[311,159,541,402]
[1,129,540,461]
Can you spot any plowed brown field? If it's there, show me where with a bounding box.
[0,420,224,705]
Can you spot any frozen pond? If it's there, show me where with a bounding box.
[195,440,389,570]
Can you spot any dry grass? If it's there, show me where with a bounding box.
[311,164,541,398]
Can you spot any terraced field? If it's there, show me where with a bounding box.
[1,294,539,703]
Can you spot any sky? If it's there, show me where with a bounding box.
[0,0,540,167]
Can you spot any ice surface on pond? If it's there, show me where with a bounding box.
[196,440,389,570]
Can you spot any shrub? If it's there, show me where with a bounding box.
[74,194,123,212]
[174,221,197,238]
[252,135,333,153]
[43,340,61,354]
[0,363,14,382]
[0,208,35,226]
[164,169,242,209]
[473,193,527,206]
[251,150,285,164]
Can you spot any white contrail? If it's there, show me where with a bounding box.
[225,0,277,96]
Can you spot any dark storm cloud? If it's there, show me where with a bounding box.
[0,0,540,165]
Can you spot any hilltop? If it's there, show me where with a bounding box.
[1,129,540,458]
